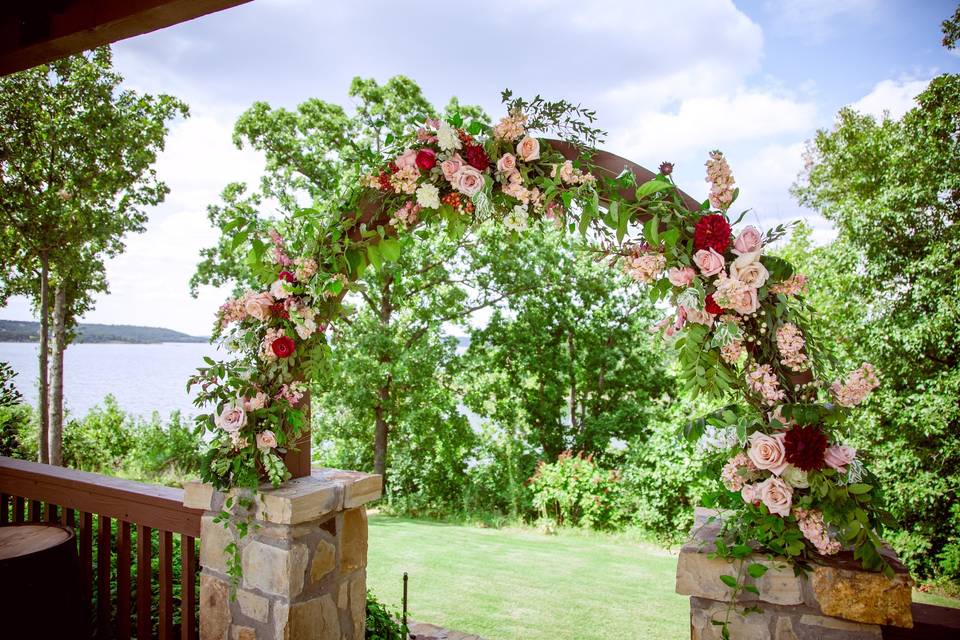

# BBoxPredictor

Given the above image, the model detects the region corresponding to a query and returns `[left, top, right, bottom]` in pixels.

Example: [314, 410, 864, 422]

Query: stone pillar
[184, 468, 382, 640]
[676, 508, 914, 640]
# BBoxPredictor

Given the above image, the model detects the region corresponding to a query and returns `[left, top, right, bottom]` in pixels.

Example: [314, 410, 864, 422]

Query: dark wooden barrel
[0, 523, 89, 639]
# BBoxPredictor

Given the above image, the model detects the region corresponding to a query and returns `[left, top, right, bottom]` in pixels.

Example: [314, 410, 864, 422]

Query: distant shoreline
[0, 319, 208, 344]
[0, 340, 209, 345]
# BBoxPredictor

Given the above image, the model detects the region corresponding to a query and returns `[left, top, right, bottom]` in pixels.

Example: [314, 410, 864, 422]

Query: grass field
[366, 515, 690, 640]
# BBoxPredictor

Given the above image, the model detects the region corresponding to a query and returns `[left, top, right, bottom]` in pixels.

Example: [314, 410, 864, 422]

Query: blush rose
[693, 248, 725, 276]
[747, 432, 788, 475]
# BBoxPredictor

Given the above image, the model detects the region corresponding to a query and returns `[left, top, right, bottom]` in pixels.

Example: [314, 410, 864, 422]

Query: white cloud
[849, 77, 930, 120]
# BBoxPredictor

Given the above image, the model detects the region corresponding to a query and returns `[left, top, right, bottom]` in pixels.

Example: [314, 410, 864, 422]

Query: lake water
[0, 342, 220, 419]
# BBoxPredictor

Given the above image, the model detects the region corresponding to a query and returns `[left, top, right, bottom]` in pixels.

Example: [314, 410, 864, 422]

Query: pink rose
[747, 432, 788, 475]
[693, 248, 725, 276]
[497, 153, 518, 173]
[244, 291, 274, 322]
[242, 392, 268, 412]
[256, 430, 278, 449]
[757, 476, 793, 517]
[455, 166, 484, 197]
[741, 483, 759, 505]
[395, 148, 418, 170]
[733, 226, 763, 255]
[516, 136, 540, 162]
[824, 445, 857, 474]
[667, 267, 696, 287]
[732, 286, 759, 315]
[215, 403, 247, 434]
[441, 154, 464, 182]
[270, 279, 291, 300]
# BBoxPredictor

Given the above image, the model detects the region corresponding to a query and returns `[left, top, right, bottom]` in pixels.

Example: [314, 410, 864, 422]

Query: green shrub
[0, 403, 35, 459]
[529, 451, 624, 530]
[365, 591, 408, 640]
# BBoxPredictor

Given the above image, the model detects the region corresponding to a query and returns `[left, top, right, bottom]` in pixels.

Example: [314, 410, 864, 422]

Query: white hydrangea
[503, 204, 529, 232]
[415, 183, 440, 210]
[696, 425, 739, 454]
[437, 121, 462, 152]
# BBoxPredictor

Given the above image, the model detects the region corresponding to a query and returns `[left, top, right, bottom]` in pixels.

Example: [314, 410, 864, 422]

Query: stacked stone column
[184, 469, 382, 640]
[676, 508, 914, 640]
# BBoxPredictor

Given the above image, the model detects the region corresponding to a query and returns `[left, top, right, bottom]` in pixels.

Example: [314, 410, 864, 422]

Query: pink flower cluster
[830, 363, 879, 408]
[392, 202, 421, 229]
[721, 340, 744, 364]
[705, 150, 736, 210]
[551, 160, 596, 186]
[259, 327, 284, 362]
[776, 323, 809, 372]
[294, 257, 318, 282]
[276, 381, 306, 405]
[713, 275, 759, 315]
[769, 274, 808, 296]
[268, 229, 293, 266]
[746, 363, 786, 405]
[794, 508, 842, 556]
[721, 452, 758, 491]
[493, 112, 527, 142]
[624, 246, 666, 283]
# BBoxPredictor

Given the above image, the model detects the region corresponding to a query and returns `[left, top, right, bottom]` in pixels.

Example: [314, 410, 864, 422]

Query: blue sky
[2, 0, 958, 335]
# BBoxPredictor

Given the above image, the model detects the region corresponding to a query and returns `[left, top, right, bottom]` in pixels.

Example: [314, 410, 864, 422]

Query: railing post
[185, 468, 382, 640]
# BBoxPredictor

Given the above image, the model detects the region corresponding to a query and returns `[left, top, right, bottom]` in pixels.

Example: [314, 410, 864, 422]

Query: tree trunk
[372, 273, 394, 484]
[49, 283, 67, 466]
[567, 330, 578, 435]
[38, 255, 50, 465]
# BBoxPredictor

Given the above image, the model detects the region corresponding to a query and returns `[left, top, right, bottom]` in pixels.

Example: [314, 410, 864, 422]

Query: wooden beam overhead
[0, 0, 253, 76]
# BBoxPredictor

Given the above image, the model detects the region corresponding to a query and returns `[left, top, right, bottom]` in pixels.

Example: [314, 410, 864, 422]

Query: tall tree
[192, 77, 511, 484]
[0, 47, 188, 464]
[789, 61, 960, 579]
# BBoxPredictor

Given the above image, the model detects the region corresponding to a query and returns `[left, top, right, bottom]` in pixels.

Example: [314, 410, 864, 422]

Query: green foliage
[0, 403, 33, 459]
[789, 69, 960, 580]
[365, 591, 409, 640]
[529, 451, 624, 530]
[0, 362, 22, 408]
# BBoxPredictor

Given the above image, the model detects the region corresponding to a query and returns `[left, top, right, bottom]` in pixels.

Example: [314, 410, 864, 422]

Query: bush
[0, 403, 35, 459]
[529, 451, 624, 530]
[365, 591, 408, 640]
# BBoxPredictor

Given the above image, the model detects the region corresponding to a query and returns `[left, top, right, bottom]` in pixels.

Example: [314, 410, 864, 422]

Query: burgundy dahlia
[271, 335, 296, 359]
[783, 425, 828, 471]
[693, 214, 732, 253]
[464, 144, 490, 171]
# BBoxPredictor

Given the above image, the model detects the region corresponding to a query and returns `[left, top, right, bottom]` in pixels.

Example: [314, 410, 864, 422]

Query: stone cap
[676, 507, 913, 628]
[183, 467, 382, 525]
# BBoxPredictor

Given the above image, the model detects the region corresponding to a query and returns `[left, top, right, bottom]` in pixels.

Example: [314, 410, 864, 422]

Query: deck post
[185, 469, 382, 640]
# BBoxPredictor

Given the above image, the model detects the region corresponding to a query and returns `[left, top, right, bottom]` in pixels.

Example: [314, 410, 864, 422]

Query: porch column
[184, 469, 382, 640]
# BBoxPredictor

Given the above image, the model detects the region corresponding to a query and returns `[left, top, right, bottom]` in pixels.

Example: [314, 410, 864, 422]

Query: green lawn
[366, 515, 690, 640]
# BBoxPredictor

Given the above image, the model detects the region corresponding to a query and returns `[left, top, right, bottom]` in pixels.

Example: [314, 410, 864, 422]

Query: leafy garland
[190, 92, 892, 611]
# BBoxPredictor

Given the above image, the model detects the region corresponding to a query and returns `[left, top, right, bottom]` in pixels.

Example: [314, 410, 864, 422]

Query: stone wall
[184, 468, 382, 640]
[676, 508, 913, 640]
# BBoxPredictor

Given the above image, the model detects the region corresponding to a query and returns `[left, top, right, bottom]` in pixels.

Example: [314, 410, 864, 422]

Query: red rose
[271, 335, 296, 359]
[693, 214, 732, 253]
[705, 294, 722, 315]
[415, 148, 437, 170]
[278, 270, 295, 283]
[464, 144, 489, 171]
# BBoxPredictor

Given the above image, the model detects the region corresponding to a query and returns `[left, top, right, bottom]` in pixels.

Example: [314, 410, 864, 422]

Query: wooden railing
[0, 456, 203, 639]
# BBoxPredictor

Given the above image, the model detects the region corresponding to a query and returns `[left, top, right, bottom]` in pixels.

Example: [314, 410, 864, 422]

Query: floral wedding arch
[188, 92, 892, 606]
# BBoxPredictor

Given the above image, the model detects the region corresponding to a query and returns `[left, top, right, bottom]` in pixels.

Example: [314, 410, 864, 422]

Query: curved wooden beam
[546, 139, 701, 212]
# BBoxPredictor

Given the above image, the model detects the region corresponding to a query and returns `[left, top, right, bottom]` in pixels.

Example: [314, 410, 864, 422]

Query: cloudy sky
[2, 0, 958, 336]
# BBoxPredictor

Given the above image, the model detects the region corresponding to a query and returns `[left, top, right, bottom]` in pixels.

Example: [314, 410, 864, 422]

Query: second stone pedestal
[184, 468, 382, 640]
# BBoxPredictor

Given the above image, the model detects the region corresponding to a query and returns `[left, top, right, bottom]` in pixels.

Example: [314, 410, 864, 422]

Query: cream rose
[455, 167, 484, 197]
[441, 154, 464, 182]
[497, 153, 518, 173]
[215, 403, 247, 434]
[729, 256, 769, 288]
[692, 248, 725, 276]
[732, 286, 759, 314]
[824, 445, 857, 474]
[782, 465, 810, 489]
[244, 291, 274, 322]
[733, 226, 763, 255]
[757, 476, 793, 517]
[747, 432, 788, 475]
[256, 430, 278, 449]
[667, 267, 697, 287]
[516, 136, 540, 162]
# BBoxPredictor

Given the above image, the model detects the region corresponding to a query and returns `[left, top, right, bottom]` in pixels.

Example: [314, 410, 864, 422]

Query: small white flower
[415, 183, 441, 210]
[696, 425, 739, 453]
[437, 121, 462, 152]
[503, 205, 529, 232]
